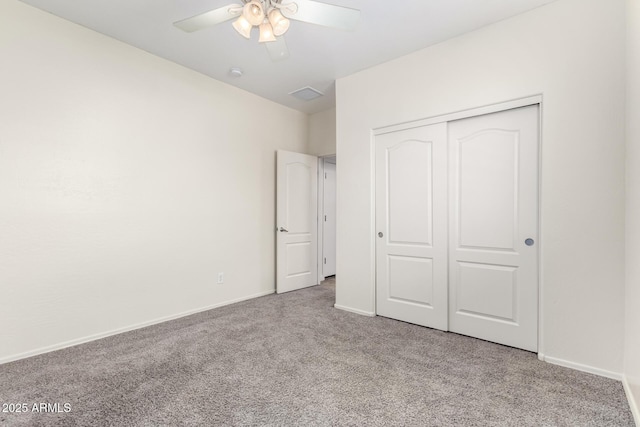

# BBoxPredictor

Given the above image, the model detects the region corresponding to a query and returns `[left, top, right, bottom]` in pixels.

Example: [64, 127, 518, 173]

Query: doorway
[275, 151, 337, 293]
[321, 156, 336, 279]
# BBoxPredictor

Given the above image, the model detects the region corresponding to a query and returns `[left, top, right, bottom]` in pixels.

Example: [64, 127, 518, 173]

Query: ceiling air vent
[289, 86, 324, 101]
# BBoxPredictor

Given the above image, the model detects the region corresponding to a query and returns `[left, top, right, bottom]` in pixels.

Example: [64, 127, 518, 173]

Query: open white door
[448, 105, 539, 352]
[375, 123, 449, 331]
[276, 150, 319, 294]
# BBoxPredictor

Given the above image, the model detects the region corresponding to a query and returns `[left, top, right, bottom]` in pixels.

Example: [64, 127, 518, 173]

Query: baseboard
[541, 355, 622, 380]
[334, 304, 376, 317]
[0, 289, 275, 366]
[623, 375, 640, 426]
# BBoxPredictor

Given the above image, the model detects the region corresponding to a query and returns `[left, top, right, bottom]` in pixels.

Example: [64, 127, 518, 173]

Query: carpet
[0, 278, 634, 426]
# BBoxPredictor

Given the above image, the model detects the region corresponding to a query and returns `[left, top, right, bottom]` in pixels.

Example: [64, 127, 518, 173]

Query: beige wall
[308, 108, 337, 156]
[0, 1, 308, 362]
[335, 0, 626, 375]
[625, 0, 640, 421]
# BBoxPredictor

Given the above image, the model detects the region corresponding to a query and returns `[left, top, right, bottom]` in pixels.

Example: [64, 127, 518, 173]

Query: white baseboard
[334, 304, 376, 317]
[541, 355, 622, 380]
[0, 289, 275, 366]
[623, 375, 640, 426]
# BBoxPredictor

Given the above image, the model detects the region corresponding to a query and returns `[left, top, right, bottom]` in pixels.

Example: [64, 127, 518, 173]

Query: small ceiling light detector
[229, 67, 244, 78]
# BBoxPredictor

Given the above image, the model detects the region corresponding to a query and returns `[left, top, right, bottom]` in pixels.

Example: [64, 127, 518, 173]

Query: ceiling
[19, 0, 556, 114]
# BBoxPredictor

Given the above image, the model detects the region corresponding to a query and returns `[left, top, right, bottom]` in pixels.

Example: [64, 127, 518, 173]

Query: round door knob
[525, 238, 534, 246]
[378, 232, 383, 238]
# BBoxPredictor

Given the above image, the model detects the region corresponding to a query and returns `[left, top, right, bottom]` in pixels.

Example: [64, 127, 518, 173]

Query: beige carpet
[0, 277, 634, 426]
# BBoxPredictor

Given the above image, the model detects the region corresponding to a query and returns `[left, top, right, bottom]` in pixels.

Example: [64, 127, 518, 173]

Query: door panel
[448, 105, 539, 352]
[286, 163, 312, 232]
[458, 130, 518, 251]
[375, 123, 448, 331]
[388, 141, 433, 245]
[286, 242, 312, 276]
[277, 150, 318, 293]
[456, 262, 517, 322]
[388, 256, 433, 305]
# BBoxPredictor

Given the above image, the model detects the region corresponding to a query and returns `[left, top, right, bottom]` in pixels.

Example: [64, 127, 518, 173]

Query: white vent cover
[289, 86, 324, 101]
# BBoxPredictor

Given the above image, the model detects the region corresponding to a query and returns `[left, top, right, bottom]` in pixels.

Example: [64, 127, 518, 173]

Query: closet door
[448, 105, 539, 352]
[375, 123, 448, 331]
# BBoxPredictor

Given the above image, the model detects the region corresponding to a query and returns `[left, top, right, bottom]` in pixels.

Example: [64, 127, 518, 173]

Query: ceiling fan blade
[281, 0, 359, 31]
[265, 37, 290, 62]
[174, 4, 241, 33]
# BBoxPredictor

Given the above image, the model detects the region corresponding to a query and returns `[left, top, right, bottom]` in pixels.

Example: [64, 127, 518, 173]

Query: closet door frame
[371, 95, 544, 357]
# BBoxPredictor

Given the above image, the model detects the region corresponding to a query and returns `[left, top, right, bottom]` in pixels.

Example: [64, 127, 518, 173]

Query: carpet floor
[0, 278, 634, 426]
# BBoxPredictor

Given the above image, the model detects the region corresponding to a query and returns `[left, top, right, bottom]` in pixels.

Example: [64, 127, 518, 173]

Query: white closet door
[448, 105, 539, 352]
[375, 123, 448, 331]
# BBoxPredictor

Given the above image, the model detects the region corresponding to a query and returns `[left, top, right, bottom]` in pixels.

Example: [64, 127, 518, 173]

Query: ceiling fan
[173, 0, 360, 61]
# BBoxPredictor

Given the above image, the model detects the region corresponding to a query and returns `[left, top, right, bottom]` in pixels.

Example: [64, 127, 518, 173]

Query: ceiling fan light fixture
[268, 9, 290, 37]
[243, 1, 265, 26]
[259, 19, 277, 43]
[232, 15, 252, 39]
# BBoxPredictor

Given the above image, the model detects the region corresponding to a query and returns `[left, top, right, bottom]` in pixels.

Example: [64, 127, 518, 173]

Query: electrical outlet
[217, 272, 224, 284]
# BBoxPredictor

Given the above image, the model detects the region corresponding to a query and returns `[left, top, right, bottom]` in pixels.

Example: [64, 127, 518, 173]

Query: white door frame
[371, 95, 544, 356]
[317, 154, 337, 284]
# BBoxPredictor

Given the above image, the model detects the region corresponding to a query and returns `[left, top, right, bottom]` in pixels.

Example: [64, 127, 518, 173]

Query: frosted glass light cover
[259, 21, 276, 42]
[268, 9, 290, 36]
[232, 15, 252, 38]
[244, 1, 265, 26]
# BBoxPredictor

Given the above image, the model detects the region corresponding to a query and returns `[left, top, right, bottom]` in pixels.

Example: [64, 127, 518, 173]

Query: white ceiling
[19, 0, 556, 114]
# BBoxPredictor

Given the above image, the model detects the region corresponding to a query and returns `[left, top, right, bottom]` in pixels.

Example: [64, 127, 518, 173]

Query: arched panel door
[448, 105, 539, 352]
[276, 150, 318, 293]
[375, 123, 448, 331]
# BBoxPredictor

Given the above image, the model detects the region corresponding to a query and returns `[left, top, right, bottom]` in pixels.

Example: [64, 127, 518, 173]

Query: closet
[375, 105, 539, 352]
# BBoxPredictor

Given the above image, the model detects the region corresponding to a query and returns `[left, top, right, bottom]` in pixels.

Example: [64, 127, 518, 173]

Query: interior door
[323, 160, 336, 277]
[276, 150, 318, 294]
[375, 123, 448, 331]
[448, 105, 539, 352]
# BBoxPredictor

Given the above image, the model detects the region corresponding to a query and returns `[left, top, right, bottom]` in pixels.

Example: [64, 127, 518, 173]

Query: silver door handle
[279, 227, 289, 232]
